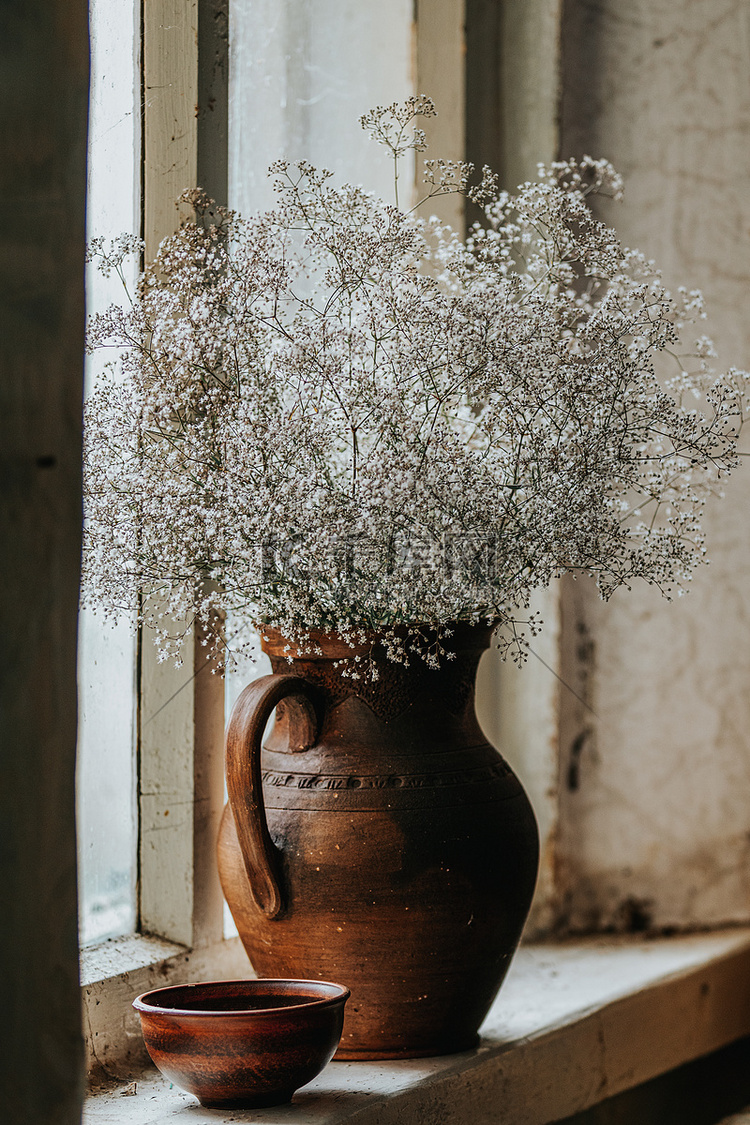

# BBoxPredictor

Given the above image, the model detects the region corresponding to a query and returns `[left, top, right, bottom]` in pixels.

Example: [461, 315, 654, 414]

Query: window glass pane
[77, 0, 140, 945]
[229, 0, 414, 215]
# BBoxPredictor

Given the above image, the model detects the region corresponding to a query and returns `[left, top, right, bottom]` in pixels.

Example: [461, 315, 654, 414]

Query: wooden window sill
[83, 927, 750, 1125]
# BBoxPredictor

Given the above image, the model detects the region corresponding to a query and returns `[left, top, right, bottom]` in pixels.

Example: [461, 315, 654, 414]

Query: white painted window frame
[81, 0, 250, 1080]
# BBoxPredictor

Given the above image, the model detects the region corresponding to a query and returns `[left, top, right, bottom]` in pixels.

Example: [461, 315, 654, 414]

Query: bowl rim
[132, 977, 351, 1018]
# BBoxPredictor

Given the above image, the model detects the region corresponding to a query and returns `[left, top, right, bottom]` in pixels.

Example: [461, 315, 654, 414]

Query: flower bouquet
[83, 96, 747, 669]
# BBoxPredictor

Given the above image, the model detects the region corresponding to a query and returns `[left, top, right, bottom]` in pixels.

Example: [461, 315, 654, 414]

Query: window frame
[80, 0, 247, 1078]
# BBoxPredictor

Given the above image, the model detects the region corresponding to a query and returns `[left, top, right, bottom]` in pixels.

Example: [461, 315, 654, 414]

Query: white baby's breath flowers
[83, 97, 748, 669]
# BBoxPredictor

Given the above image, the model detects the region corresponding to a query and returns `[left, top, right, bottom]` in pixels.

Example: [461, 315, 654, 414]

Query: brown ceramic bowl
[133, 978, 350, 1108]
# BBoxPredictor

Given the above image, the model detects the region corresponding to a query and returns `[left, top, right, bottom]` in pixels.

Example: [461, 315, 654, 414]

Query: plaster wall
[556, 0, 750, 931]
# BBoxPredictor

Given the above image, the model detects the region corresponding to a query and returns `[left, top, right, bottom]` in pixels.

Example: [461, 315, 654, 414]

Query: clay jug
[217, 624, 539, 1059]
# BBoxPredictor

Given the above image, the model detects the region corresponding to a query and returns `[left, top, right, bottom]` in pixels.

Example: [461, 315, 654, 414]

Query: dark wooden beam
[0, 3, 88, 1120]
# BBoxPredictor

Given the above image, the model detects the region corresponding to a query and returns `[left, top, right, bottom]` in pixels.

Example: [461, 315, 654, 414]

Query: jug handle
[225, 673, 321, 919]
